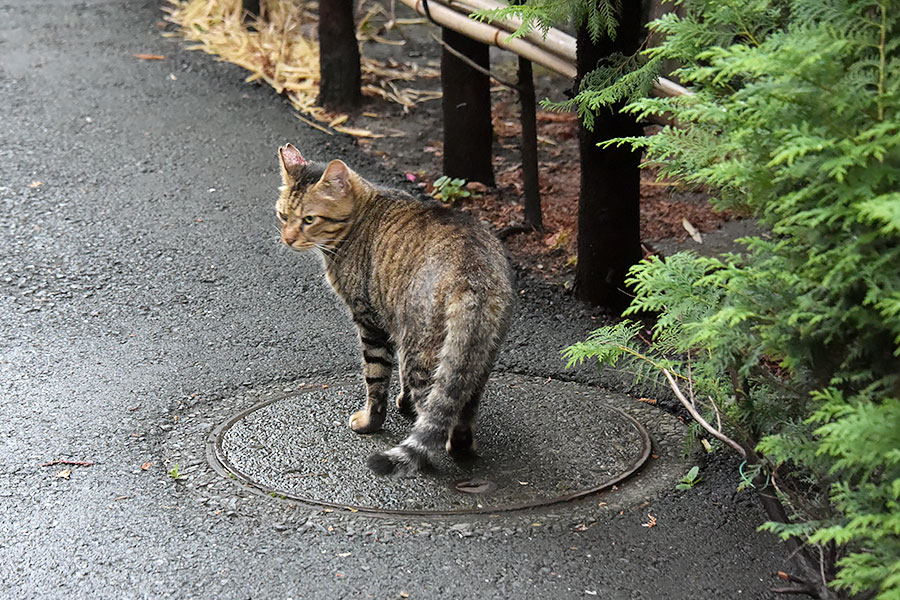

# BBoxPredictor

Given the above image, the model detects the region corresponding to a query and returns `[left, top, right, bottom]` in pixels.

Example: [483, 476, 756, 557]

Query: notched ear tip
[279, 143, 307, 169]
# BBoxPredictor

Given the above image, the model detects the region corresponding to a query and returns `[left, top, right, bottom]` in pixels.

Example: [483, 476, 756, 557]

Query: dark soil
[327, 13, 740, 288]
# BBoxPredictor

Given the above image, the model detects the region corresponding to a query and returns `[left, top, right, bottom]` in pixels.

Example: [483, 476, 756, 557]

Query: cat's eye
[277, 211, 288, 223]
[302, 215, 316, 225]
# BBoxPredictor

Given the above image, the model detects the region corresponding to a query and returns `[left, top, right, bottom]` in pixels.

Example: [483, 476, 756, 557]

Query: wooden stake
[441, 27, 494, 185]
[518, 55, 541, 231]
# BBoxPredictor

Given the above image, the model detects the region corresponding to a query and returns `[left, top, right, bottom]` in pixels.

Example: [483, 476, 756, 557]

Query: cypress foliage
[562, 0, 900, 596]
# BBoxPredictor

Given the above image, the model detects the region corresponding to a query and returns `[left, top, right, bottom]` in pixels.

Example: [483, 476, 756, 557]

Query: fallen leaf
[28, 181, 42, 188]
[134, 53, 166, 60]
[777, 571, 790, 581]
[56, 469, 71, 479]
[638, 397, 658, 405]
[400, 592, 410, 599]
[642, 513, 658, 528]
[141, 462, 152, 471]
[332, 125, 378, 138]
[682, 218, 703, 243]
[455, 479, 496, 494]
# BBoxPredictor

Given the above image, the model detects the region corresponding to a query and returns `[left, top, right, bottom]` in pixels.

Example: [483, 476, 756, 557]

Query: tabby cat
[276, 144, 514, 476]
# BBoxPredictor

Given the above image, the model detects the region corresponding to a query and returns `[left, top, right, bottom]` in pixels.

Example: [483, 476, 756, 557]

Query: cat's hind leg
[349, 327, 393, 434]
[367, 290, 506, 476]
[446, 390, 481, 461]
[394, 348, 429, 419]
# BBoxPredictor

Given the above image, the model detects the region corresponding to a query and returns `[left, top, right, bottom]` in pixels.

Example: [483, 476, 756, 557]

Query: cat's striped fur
[276, 144, 514, 476]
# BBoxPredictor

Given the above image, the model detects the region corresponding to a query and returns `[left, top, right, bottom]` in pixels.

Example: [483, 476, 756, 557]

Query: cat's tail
[367, 289, 509, 476]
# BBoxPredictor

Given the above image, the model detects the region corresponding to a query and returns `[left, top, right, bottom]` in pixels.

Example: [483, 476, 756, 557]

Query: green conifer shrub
[558, 0, 900, 597]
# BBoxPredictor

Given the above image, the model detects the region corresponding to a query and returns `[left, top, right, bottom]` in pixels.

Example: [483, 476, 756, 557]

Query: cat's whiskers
[315, 243, 338, 257]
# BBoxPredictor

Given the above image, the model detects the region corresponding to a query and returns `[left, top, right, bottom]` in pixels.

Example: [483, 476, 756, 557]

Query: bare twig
[40, 460, 94, 467]
[707, 395, 723, 432]
[428, 32, 518, 90]
[661, 368, 747, 458]
[686, 357, 696, 408]
[497, 223, 538, 239]
[818, 545, 828, 596]
[771, 586, 818, 595]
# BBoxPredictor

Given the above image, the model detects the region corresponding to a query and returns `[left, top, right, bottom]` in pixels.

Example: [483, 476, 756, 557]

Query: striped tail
[367, 290, 507, 476]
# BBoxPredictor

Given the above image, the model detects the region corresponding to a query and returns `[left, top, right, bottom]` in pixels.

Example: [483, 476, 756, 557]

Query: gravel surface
[210, 374, 654, 514]
[0, 1, 788, 598]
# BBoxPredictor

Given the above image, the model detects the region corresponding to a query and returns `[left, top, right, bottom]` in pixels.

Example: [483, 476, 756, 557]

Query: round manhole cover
[208, 374, 650, 515]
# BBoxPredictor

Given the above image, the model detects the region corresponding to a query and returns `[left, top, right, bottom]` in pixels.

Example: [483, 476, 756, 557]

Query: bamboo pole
[651, 76, 688, 98]
[396, 0, 690, 98]
[397, 0, 577, 78]
[439, 0, 576, 61]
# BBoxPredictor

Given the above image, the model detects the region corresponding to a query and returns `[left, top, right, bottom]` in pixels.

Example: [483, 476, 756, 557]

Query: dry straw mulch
[163, 0, 441, 136]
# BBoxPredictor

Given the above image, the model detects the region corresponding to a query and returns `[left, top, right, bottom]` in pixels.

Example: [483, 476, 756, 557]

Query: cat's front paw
[349, 409, 384, 433]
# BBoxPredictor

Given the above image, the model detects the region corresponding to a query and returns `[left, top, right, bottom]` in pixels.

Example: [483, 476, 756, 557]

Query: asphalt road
[1, 1, 788, 598]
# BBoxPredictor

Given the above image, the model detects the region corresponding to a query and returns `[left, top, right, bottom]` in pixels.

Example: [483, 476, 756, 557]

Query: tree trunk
[317, 0, 361, 111]
[242, 0, 260, 18]
[518, 56, 542, 231]
[573, 4, 643, 310]
[441, 28, 494, 186]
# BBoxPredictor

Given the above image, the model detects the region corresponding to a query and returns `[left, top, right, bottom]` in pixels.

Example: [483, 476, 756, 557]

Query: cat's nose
[281, 232, 296, 246]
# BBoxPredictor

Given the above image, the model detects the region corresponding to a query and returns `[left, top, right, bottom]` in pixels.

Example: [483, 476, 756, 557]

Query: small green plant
[431, 176, 472, 203]
[675, 466, 702, 491]
[167, 463, 185, 480]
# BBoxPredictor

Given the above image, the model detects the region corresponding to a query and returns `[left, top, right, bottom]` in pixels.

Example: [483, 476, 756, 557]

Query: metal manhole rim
[206, 378, 652, 516]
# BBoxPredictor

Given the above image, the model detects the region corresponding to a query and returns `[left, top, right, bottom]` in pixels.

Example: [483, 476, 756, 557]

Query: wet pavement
[211, 374, 653, 514]
[1, 1, 788, 598]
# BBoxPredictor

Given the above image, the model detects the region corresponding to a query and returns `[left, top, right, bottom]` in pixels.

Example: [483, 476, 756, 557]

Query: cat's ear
[320, 159, 353, 193]
[279, 144, 307, 182]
